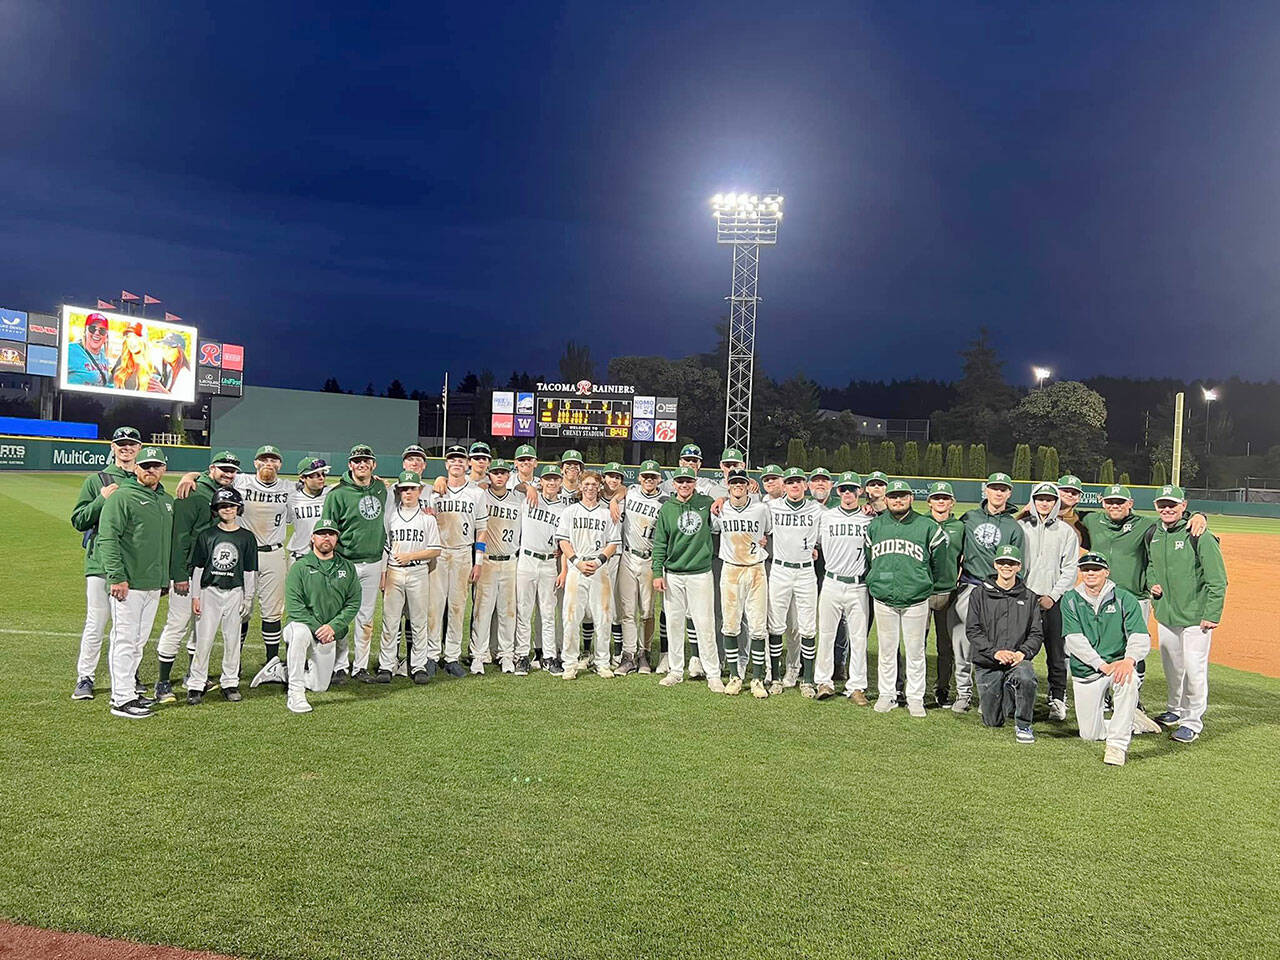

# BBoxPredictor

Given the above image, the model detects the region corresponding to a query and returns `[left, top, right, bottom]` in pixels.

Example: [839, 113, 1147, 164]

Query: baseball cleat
[849, 689, 869, 706]
[470, 661, 486, 676]
[1048, 698, 1068, 721]
[134, 675, 147, 698]
[186, 689, 203, 705]
[183, 673, 220, 692]
[545, 658, 564, 677]
[371, 669, 393, 684]
[561, 664, 579, 681]
[658, 672, 682, 687]
[1015, 724, 1036, 744]
[655, 653, 669, 674]
[951, 697, 971, 714]
[1171, 726, 1199, 744]
[221, 686, 243, 703]
[72, 677, 95, 701]
[873, 697, 897, 713]
[287, 694, 313, 714]
[330, 669, 349, 686]
[614, 653, 636, 676]
[767, 680, 784, 696]
[1153, 711, 1181, 727]
[637, 650, 652, 674]
[800, 682, 816, 699]
[577, 655, 591, 671]
[781, 670, 799, 689]
[514, 656, 530, 677]
[1131, 708, 1162, 735]
[412, 670, 431, 685]
[353, 669, 372, 683]
[724, 676, 743, 696]
[687, 657, 706, 679]
[706, 676, 726, 694]
[750, 679, 769, 699]
[423, 660, 438, 679]
[815, 682, 835, 700]
[1103, 745, 1127, 766]
[596, 665, 615, 679]
[153, 680, 176, 704]
[445, 662, 467, 678]
[110, 700, 154, 719]
[251, 657, 285, 688]
[907, 700, 927, 718]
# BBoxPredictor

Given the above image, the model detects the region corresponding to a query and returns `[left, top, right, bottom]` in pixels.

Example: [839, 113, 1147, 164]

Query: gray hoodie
[1018, 481, 1080, 601]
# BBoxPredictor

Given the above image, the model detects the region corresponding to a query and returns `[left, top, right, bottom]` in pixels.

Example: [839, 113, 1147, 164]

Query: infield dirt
[0, 923, 238, 959]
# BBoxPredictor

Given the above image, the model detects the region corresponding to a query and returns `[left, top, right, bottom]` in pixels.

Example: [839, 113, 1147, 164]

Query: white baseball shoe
[907, 700, 927, 718]
[596, 665, 615, 679]
[706, 676, 726, 694]
[1048, 697, 1067, 721]
[1103, 745, 1127, 766]
[287, 693, 312, 714]
[250, 657, 285, 688]
[951, 697, 971, 714]
[800, 682, 816, 699]
[782, 670, 799, 689]
[658, 672, 682, 687]
[873, 697, 897, 713]
[815, 682, 835, 700]
[655, 653, 670, 674]
[750, 679, 769, 699]
[724, 676, 743, 696]
[1131, 708, 1162, 735]
[688, 657, 706, 679]
[561, 664, 579, 681]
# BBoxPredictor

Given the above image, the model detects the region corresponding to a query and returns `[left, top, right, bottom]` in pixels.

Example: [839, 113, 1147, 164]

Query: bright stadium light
[1202, 386, 1218, 451]
[710, 192, 784, 459]
[1033, 366, 1052, 388]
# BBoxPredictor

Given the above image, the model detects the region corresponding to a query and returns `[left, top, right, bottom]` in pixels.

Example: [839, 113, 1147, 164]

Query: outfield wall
[210, 386, 418, 457]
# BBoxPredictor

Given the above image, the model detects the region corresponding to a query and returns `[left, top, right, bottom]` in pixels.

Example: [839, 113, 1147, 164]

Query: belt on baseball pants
[627, 547, 652, 560]
[772, 560, 813, 570]
[724, 560, 765, 568]
[522, 550, 553, 561]
[258, 544, 282, 552]
[824, 571, 865, 585]
[289, 550, 309, 561]
[487, 554, 514, 562]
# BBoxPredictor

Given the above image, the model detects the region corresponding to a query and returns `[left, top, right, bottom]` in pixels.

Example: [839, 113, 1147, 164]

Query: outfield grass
[1, 473, 1278, 960]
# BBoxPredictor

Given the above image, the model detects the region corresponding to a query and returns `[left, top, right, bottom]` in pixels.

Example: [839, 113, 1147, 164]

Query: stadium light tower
[711, 192, 783, 462]
[1033, 366, 1052, 389]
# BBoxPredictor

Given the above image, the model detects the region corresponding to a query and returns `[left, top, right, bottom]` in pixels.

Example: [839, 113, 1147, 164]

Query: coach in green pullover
[651, 465, 723, 691]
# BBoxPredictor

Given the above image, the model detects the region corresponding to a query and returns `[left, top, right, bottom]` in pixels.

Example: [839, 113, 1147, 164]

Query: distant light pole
[1032, 366, 1052, 390]
[1202, 386, 1218, 452]
[711, 192, 783, 461]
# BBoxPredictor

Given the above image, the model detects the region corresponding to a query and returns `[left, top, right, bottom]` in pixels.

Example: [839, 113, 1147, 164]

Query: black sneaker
[514, 656, 530, 677]
[546, 658, 564, 677]
[187, 689, 203, 705]
[72, 677, 95, 700]
[445, 661, 467, 678]
[412, 670, 431, 685]
[331, 669, 349, 686]
[424, 660, 438, 679]
[353, 669, 371, 683]
[371, 669, 392, 684]
[154, 680, 176, 704]
[110, 699, 154, 719]
[222, 687, 243, 703]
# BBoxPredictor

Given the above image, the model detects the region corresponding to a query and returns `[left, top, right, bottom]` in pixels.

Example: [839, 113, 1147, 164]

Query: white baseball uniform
[814, 506, 872, 691]
[234, 473, 290, 643]
[557, 501, 620, 671]
[427, 482, 488, 663]
[516, 493, 566, 660]
[380, 504, 441, 673]
[618, 485, 666, 656]
[286, 484, 330, 562]
[767, 497, 822, 677]
[712, 500, 772, 644]
[472, 489, 522, 666]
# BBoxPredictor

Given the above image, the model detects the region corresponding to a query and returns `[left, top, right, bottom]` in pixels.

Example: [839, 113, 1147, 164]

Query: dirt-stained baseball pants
[562, 564, 614, 671]
[473, 556, 518, 665]
[1157, 622, 1214, 734]
[618, 552, 655, 656]
[720, 561, 767, 671]
[428, 547, 473, 664]
[516, 551, 559, 661]
[76, 575, 113, 681]
[768, 562, 817, 678]
[1074, 671, 1139, 752]
[381, 564, 431, 673]
[284, 621, 337, 694]
[661, 570, 719, 678]
[108, 589, 161, 707]
[816, 578, 870, 691]
[189, 585, 246, 691]
[873, 599, 930, 704]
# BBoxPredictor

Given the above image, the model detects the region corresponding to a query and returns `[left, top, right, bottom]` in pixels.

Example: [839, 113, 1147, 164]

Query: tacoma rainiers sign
[532, 381, 636, 440]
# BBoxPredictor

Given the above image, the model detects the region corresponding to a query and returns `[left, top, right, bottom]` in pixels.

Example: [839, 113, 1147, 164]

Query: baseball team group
[72, 428, 1228, 766]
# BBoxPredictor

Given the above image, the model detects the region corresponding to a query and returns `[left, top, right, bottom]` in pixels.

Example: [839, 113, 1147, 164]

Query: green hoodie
[867, 509, 948, 607]
[930, 515, 965, 592]
[284, 550, 362, 641]
[1080, 510, 1154, 597]
[95, 475, 175, 590]
[651, 493, 715, 576]
[320, 471, 387, 563]
[70, 462, 134, 577]
[1147, 517, 1228, 626]
[960, 499, 1024, 583]
[169, 473, 223, 581]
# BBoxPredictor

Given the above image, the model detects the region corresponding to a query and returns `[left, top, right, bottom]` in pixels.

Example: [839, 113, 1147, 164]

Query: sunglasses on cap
[349, 456, 374, 464]
[674, 477, 696, 484]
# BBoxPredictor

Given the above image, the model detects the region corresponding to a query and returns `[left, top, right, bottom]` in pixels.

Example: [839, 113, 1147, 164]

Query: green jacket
[1080, 510, 1154, 597]
[930, 515, 965, 592]
[1147, 517, 1228, 626]
[169, 473, 222, 582]
[1062, 581, 1149, 680]
[960, 500, 1024, 583]
[651, 493, 715, 576]
[70, 462, 134, 577]
[867, 509, 947, 608]
[284, 550, 362, 641]
[321, 471, 387, 563]
[95, 475, 175, 590]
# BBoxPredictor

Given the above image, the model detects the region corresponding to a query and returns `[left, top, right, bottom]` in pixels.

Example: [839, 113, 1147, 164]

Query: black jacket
[966, 576, 1044, 670]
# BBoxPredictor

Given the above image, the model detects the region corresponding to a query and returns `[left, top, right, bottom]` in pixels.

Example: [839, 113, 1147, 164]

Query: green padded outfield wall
[210, 386, 419, 458]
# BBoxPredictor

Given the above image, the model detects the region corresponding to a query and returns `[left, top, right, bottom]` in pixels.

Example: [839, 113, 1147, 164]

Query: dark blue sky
[3, 1, 1278, 393]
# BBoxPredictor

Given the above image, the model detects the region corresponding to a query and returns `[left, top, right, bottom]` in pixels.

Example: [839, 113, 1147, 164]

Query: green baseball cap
[1101, 484, 1132, 502]
[927, 480, 954, 499]
[560, 449, 584, 465]
[401, 444, 427, 459]
[210, 450, 240, 470]
[444, 444, 468, 459]
[313, 520, 340, 535]
[886, 479, 913, 494]
[760, 463, 784, 479]
[602, 461, 625, 478]
[488, 458, 511, 472]
[254, 444, 282, 460]
[679, 443, 703, 460]
[673, 464, 699, 481]
[1154, 484, 1186, 504]
[782, 467, 807, 481]
[986, 472, 1013, 488]
[1078, 551, 1109, 570]
[137, 446, 167, 466]
[719, 447, 744, 464]
[296, 455, 328, 476]
[514, 444, 537, 460]
[469, 441, 491, 458]
[395, 470, 423, 487]
[865, 471, 889, 485]
[994, 544, 1023, 564]
[835, 471, 862, 491]
[111, 425, 141, 443]
[638, 459, 662, 477]
[538, 463, 562, 479]
[808, 466, 832, 481]
[1057, 474, 1083, 492]
[1031, 481, 1059, 499]
[349, 443, 375, 460]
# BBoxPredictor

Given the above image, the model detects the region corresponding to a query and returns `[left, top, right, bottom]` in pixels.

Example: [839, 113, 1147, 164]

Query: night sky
[3, 1, 1278, 393]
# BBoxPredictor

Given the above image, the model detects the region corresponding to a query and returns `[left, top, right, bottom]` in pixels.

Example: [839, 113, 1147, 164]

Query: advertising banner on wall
[60, 305, 198, 402]
[195, 339, 246, 396]
[0, 308, 27, 342]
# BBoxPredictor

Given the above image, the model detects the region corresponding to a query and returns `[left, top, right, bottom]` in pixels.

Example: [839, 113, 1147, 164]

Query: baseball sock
[722, 635, 739, 676]
[659, 610, 668, 653]
[582, 621, 594, 653]
[800, 637, 816, 684]
[240, 620, 250, 646]
[768, 634, 784, 681]
[611, 623, 623, 660]
[263, 620, 281, 663]
[750, 636, 767, 681]
[158, 658, 174, 683]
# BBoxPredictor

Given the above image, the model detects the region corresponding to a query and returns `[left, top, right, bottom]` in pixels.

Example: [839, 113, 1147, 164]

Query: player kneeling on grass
[711, 469, 771, 696]
[376, 471, 441, 685]
[557, 473, 621, 680]
[1061, 552, 1150, 766]
[187, 488, 259, 705]
[1145, 485, 1228, 744]
[965, 545, 1042, 743]
[275, 523, 362, 714]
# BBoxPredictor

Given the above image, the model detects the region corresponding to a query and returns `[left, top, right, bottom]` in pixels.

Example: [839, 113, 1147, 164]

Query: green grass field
[2, 473, 1278, 960]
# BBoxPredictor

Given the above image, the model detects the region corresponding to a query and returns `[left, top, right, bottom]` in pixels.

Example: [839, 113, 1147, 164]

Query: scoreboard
[538, 397, 631, 439]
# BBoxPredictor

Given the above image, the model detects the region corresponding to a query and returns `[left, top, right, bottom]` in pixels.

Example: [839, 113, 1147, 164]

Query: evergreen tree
[923, 442, 944, 476]
[854, 441, 872, 474]
[1012, 444, 1032, 480]
[968, 443, 987, 478]
[1119, 471, 1131, 486]
[385, 379, 408, 400]
[1034, 445, 1050, 480]
[322, 377, 343, 393]
[1151, 461, 1168, 486]
[879, 441, 899, 474]
[1045, 446, 1060, 481]
[832, 443, 853, 472]
[786, 437, 808, 469]
[946, 443, 965, 477]
[901, 441, 920, 476]
[810, 446, 830, 470]
[1099, 458, 1115, 484]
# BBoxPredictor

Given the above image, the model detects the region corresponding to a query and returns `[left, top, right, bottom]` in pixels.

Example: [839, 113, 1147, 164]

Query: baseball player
[285, 456, 331, 565]
[382, 444, 430, 668]
[557, 472, 621, 680]
[427, 445, 487, 676]
[154, 450, 240, 703]
[558, 449, 585, 501]
[1146, 484, 1228, 743]
[516, 464, 566, 675]
[615, 460, 666, 675]
[229, 445, 291, 671]
[805, 465, 849, 683]
[70, 425, 141, 701]
[473, 459, 523, 674]
[651, 464, 723, 692]
[1019, 481, 1081, 720]
[924, 481, 965, 708]
[862, 472, 889, 515]
[597, 462, 630, 663]
[1062, 552, 1150, 766]
[95, 447, 174, 719]
[512, 444, 539, 490]
[813, 472, 872, 702]
[319, 444, 389, 682]
[766, 467, 822, 694]
[278, 521, 362, 714]
[186, 487, 259, 703]
[376, 471, 441, 684]
[866, 480, 948, 717]
[711, 469, 771, 696]
[759, 464, 784, 501]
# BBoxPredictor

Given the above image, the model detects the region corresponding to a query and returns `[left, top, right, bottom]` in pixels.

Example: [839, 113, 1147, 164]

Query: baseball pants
[75, 575, 112, 681]
[661, 570, 719, 678]
[156, 587, 195, 665]
[974, 661, 1037, 727]
[873, 599, 930, 705]
[243, 547, 286, 648]
[107, 589, 161, 708]
[1157, 622, 1214, 734]
[516, 553, 559, 660]
[427, 548, 472, 664]
[816, 580, 870, 691]
[473, 557, 518, 664]
[284, 621, 337, 694]
[333, 559, 383, 673]
[618, 552, 655, 657]
[951, 584, 977, 702]
[768, 564, 817, 678]
[562, 564, 615, 671]
[720, 562, 767, 675]
[1074, 671, 1139, 753]
[381, 565, 431, 673]
[189, 586, 246, 691]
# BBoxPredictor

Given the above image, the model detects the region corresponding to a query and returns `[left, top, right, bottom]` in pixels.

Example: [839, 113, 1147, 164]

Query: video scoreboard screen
[538, 397, 631, 439]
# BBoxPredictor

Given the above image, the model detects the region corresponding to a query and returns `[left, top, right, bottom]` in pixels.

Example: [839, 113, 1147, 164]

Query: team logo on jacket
[973, 522, 1002, 548]
[677, 511, 703, 535]
[211, 542, 239, 572]
[358, 495, 382, 520]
